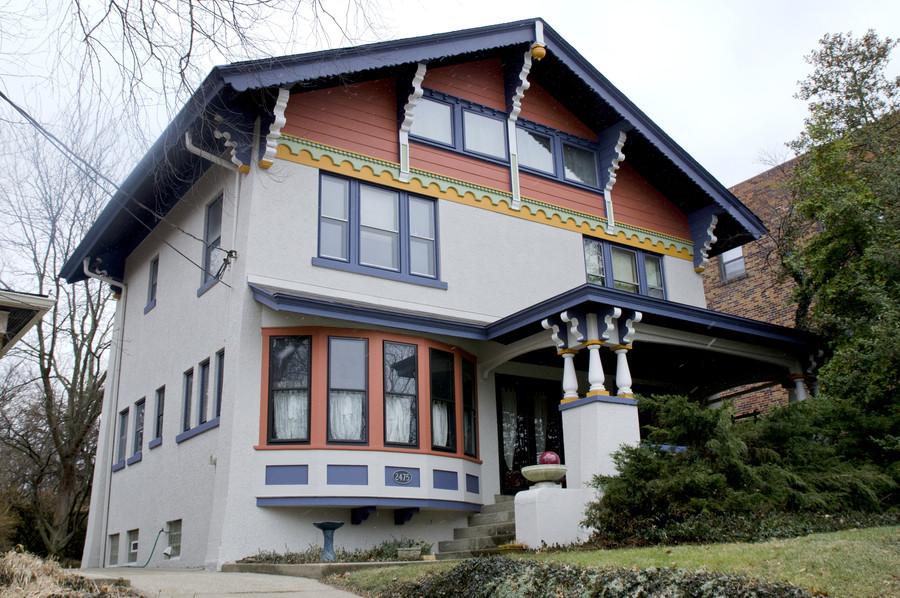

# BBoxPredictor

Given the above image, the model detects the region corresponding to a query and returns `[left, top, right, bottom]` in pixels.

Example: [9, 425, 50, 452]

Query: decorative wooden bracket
[394, 507, 419, 525]
[597, 122, 631, 234]
[398, 63, 427, 183]
[351, 506, 376, 525]
[688, 206, 720, 272]
[259, 87, 290, 170]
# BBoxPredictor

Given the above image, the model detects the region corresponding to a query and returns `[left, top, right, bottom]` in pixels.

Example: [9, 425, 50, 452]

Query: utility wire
[0, 89, 233, 288]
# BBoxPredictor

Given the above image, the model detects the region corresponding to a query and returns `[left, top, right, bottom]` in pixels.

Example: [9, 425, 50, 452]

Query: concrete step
[467, 508, 515, 527]
[434, 546, 504, 560]
[479, 501, 516, 515]
[453, 521, 515, 540]
[438, 533, 516, 554]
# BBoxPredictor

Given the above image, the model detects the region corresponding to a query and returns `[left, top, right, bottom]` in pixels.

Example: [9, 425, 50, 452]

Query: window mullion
[349, 180, 361, 267]
[399, 193, 410, 275]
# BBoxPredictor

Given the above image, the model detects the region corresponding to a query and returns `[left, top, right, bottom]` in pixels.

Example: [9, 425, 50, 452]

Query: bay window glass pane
[563, 144, 599, 186]
[462, 359, 476, 457]
[384, 341, 417, 445]
[584, 238, 605, 285]
[360, 186, 399, 270]
[463, 111, 506, 158]
[328, 338, 367, 442]
[611, 247, 639, 293]
[516, 128, 554, 173]
[270, 336, 310, 441]
[430, 349, 455, 450]
[645, 254, 665, 299]
[411, 98, 452, 145]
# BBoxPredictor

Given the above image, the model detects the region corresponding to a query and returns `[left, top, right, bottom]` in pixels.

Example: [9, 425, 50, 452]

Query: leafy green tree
[786, 31, 900, 441]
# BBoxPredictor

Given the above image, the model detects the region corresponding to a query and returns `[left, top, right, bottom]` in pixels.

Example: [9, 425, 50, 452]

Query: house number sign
[392, 470, 412, 485]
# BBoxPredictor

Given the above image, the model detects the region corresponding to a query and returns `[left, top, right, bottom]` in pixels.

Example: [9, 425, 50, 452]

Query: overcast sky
[369, 0, 900, 187]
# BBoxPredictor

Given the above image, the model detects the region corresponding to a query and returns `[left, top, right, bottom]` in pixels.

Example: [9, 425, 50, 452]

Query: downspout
[83, 258, 127, 568]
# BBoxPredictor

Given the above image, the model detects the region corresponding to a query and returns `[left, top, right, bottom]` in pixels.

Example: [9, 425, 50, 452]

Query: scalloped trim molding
[275, 135, 693, 260]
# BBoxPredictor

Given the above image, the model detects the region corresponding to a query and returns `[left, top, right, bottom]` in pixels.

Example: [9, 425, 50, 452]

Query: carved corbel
[504, 48, 532, 209]
[597, 122, 631, 233]
[398, 63, 427, 183]
[258, 87, 290, 170]
[688, 206, 720, 272]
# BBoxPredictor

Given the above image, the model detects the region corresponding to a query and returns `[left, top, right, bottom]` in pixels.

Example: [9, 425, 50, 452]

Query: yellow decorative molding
[560, 396, 581, 405]
[586, 389, 610, 397]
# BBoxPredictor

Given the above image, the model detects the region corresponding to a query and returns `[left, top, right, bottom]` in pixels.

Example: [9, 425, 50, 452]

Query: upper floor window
[584, 237, 666, 299]
[720, 246, 746, 281]
[154, 386, 165, 441]
[116, 409, 129, 464]
[133, 399, 145, 456]
[315, 174, 443, 288]
[145, 256, 158, 312]
[203, 195, 223, 285]
[517, 120, 599, 188]
[410, 91, 507, 162]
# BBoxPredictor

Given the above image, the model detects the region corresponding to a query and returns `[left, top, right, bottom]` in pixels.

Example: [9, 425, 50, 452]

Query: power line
[0, 88, 232, 288]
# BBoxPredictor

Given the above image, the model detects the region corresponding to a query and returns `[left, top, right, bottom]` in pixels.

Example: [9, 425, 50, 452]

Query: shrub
[240, 536, 433, 564]
[382, 556, 819, 598]
[0, 549, 142, 597]
[583, 394, 898, 545]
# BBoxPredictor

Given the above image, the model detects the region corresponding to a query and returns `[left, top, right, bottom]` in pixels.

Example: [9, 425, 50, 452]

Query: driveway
[80, 568, 364, 598]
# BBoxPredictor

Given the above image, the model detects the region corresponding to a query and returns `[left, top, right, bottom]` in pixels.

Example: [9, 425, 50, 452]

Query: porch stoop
[435, 495, 516, 560]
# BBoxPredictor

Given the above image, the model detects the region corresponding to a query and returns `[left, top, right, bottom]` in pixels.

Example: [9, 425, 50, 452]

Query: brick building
[702, 160, 804, 415]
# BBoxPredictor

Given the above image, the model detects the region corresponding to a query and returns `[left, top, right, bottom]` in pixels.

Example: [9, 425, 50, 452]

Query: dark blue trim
[266, 465, 309, 485]
[327, 465, 368, 485]
[175, 416, 220, 444]
[385, 467, 420, 488]
[312, 258, 448, 289]
[143, 299, 156, 314]
[111, 460, 125, 472]
[148, 437, 162, 449]
[196, 277, 219, 297]
[256, 496, 481, 511]
[465, 474, 479, 494]
[559, 395, 638, 412]
[432, 469, 458, 491]
[249, 281, 817, 353]
[126, 452, 143, 466]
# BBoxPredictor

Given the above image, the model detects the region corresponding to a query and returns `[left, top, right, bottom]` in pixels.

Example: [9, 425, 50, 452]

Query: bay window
[263, 329, 477, 459]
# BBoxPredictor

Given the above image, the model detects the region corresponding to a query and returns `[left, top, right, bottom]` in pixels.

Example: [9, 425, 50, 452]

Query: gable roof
[60, 18, 764, 285]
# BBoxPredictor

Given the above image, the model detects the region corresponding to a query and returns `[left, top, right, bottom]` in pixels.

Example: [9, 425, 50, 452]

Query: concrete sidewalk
[80, 568, 364, 598]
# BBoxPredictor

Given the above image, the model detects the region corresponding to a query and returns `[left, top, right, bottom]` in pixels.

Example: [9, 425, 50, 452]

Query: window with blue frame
[315, 174, 443, 288]
[132, 399, 144, 456]
[409, 91, 508, 162]
[116, 408, 129, 464]
[517, 119, 600, 188]
[584, 237, 666, 299]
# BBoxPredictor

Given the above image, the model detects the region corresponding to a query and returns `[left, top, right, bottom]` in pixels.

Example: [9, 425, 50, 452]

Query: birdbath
[313, 521, 344, 562]
[520, 451, 567, 489]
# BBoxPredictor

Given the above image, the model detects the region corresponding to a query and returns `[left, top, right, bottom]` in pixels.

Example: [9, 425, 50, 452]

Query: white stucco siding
[663, 255, 707, 308]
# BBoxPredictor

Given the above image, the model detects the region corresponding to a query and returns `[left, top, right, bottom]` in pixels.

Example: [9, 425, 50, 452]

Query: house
[61, 19, 819, 569]
[702, 160, 806, 415]
[0, 289, 54, 359]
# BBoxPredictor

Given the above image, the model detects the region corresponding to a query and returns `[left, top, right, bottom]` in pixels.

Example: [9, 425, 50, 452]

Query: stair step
[435, 546, 507, 560]
[438, 533, 516, 553]
[454, 521, 515, 540]
[468, 509, 514, 527]
[480, 501, 516, 515]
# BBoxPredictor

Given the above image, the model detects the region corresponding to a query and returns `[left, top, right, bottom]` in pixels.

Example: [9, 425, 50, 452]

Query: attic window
[409, 90, 508, 162]
[517, 119, 600, 189]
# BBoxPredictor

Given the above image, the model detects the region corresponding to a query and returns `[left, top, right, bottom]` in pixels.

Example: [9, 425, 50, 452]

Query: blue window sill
[143, 299, 156, 314]
[126, 452, 142, 466]
[312, 258, 448, 290]
[148, 437, 162, 450]
[175, 417, 220, 444]
[111, 460, 125, 472]
[196, 277, 219, 297]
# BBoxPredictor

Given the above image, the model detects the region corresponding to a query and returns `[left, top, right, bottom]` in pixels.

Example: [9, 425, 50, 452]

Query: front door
[495, 374, 565, 495]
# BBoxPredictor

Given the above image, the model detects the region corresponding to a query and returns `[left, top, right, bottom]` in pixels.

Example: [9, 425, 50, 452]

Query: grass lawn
[326, 525, 900, 598]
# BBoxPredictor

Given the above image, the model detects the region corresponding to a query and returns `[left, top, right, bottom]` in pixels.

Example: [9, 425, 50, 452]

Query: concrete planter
[396, 547, 422, 560]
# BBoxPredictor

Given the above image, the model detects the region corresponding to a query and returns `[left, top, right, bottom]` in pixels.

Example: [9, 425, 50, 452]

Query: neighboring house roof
[0, 289, 55, 359]
[60, 18, 764, 286]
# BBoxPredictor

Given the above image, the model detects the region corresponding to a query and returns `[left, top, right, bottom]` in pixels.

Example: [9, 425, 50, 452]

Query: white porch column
[789, 374, 808, 402]
[586, 341, 608, 396]
[613, 346, 633, 397]
[560, 349, 580, 401]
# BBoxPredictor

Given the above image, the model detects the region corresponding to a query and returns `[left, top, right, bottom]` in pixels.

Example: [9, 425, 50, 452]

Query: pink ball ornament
[539, 451, 560, 465]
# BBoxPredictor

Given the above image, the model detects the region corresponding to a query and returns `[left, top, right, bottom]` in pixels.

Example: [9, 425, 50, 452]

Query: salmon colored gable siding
[411, 143, 512, 193]
[519, 81, 596, 140]
[422, 59, 506, 111]
[283, 78, 399, 163]
[611, 163, 689, 239]
[520, 172, 604, 217]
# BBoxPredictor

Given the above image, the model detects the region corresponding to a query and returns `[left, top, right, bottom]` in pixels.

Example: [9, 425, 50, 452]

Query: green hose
[125, 528, 164, 568]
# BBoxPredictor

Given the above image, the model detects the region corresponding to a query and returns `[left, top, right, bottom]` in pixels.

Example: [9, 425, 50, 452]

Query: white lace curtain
[500, 386, 517, 470]
[534, 391, 547, 456]
[386, 395, 414, 444]
[432, 401, 449, 447]
[273, 390, 308, 440]
[329, 390, 365, 441]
